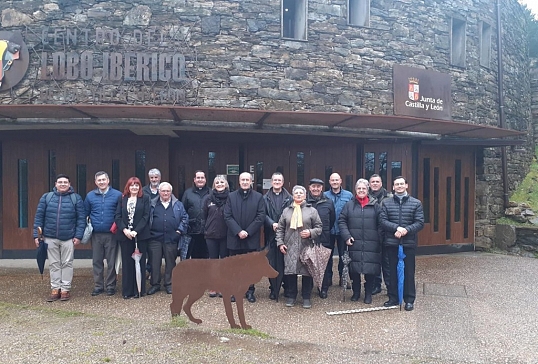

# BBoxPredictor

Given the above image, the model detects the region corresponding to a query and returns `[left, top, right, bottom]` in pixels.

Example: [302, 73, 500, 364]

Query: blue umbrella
[36, 227, 47, 279]
[397, 244, 406, 310]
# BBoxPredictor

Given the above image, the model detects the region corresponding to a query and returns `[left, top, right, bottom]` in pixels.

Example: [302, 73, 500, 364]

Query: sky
[520, 0, 538, 18]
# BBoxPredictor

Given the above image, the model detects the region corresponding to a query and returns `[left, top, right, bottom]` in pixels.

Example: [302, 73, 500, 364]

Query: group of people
[33, 168, 424, 312]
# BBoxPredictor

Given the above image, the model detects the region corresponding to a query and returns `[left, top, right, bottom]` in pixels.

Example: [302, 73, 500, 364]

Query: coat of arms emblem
[408, 77, 419, 101]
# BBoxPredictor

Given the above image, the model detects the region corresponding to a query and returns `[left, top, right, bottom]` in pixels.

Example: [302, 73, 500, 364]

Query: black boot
[363, 293, 372, 304]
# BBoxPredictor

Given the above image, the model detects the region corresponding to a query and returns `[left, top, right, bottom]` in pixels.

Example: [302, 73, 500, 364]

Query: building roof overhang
[0, 104, 526, 145]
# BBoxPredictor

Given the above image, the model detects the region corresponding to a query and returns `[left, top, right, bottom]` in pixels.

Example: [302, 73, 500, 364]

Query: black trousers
[386, 245, 416, 304]
[321, 238, 336, 291]
[351, 272, 375, 295]
[120, 238, 148, 297]
[374, 244, 391, 290]
[188, 233, 209, 259]
[206, 237, 228, 259]
[228, 248, 256, 294]
[147, 240, 177, 288]
[329, 234, 347, 278]
[285, 274, 313, 300]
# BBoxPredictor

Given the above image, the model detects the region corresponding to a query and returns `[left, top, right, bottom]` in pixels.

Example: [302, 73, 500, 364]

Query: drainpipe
[497, 0, 509, 208]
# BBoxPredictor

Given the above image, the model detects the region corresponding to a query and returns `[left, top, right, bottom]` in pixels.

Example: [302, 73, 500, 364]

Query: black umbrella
[267, 242, 284, 302]
[36, 227, 47, 279]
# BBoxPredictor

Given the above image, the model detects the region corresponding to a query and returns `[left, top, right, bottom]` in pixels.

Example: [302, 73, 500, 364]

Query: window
[348, 0, 370, 27]
[296, 151, 305, 186]
[76, 164, 87, 197]
[208, 151, 216, 185]
[18, 159, 28, 228]
[480, 21, 492, 68]
[135, 150, 146, 184]
[282, 0, 307, 40]
[450, 18, 466, 67]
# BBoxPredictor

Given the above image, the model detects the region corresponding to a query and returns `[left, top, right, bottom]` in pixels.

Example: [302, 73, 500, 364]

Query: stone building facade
[0, 0, 533, 255]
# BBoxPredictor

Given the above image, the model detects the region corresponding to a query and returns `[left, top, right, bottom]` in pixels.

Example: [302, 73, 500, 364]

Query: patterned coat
[276, 202, 322, 276]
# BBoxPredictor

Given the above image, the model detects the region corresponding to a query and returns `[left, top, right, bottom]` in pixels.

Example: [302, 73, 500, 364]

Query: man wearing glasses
[147, 182, 189, 295]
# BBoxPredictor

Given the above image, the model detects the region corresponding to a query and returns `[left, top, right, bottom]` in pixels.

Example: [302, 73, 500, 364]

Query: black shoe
[404, 302, 414, 311]
[319, 290, 328, 299]
[351, 292, 360, 301]
[246, 292, 256, 303]
[91, 288, 103, 296]
[147, 286, 160, 295]
[363, 293, 372, 304]
[165, 286, 172, 294]
[106, 289, 115, 296]
[231, 295, 236, 302]
[384, 300, 398, 307]
[371, 286, 382, 295]
[123, 295, 133, 299]
[269, 292, 277, 300]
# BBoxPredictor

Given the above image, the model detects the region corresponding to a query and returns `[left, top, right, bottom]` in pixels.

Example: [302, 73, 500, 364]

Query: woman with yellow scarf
[276, 185, 322, 309]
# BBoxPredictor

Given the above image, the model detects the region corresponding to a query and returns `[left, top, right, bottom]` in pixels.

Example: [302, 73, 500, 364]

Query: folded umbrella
[132, 236, 143, 298]
[397, 244, 406, 310]
[115, 244, 122, 275]
[300, 241, 332, 291]
[178, 234, 192, 261]
[36, 227, 47, 280]
[341, 247, 352, 301]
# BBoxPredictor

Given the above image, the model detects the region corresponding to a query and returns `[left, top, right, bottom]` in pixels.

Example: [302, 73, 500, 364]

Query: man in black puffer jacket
[379, 176, 424, 311]
[182, 171, 210, 259]
[306, 178, 335, 299]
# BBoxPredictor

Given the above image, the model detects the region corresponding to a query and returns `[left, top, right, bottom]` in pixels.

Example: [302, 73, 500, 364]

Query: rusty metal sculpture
[170, 249, 277, 329]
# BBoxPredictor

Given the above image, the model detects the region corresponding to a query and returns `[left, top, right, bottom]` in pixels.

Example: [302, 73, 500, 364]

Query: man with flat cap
[306, 178, 335, 298]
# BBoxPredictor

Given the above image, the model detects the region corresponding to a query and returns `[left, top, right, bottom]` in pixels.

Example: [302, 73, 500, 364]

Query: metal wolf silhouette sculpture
[170, 249, 277, 329]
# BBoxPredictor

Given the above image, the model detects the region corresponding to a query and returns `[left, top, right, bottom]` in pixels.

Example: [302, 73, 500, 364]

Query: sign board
[393, 65, 452, 121]
[262, 179, 272, 189]
[226, 164, 240, 175]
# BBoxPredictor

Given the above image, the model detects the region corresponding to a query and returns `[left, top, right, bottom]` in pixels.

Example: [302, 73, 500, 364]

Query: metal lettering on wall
[1, 26, 198, 105]
[393, 65, 452, 121]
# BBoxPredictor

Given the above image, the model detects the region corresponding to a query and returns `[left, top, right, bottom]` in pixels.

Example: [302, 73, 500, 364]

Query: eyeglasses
[160, 190, 171, 193]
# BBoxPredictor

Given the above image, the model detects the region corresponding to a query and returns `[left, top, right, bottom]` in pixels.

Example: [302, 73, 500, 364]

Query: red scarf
[356, 195, 369, 207]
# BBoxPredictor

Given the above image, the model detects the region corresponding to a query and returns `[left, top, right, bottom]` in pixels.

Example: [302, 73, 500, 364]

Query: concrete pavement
[0, 252, 536, 363]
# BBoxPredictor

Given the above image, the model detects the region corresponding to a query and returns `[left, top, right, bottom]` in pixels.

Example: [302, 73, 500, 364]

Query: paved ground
[0, 252, 536, 363]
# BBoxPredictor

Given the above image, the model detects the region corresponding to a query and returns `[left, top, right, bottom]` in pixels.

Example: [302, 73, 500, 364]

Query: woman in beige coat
[276, 185, 322, 309]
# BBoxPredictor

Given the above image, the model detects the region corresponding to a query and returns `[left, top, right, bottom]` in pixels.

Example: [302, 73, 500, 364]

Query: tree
[521, 3, 538, 57]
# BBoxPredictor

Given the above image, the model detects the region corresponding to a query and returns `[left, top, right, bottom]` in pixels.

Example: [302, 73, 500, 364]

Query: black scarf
[210, 189, 229, 207]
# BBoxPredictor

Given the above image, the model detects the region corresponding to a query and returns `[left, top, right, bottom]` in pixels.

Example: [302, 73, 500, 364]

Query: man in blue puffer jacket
[84, 171, 122, 297]
[33, 174, 85, 302]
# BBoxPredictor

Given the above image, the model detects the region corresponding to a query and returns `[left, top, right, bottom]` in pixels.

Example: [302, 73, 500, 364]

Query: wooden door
[1, 132, 168, 252]
[417, 146, 475, 246]
[362, 143, 412, 190]
[170, 139, 240, 197]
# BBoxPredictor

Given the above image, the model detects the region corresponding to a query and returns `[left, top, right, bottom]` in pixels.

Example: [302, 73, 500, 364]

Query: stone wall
[530, 59, 538, 143]
[0, 0, 534, 249]
[495, 224, 538, 257]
